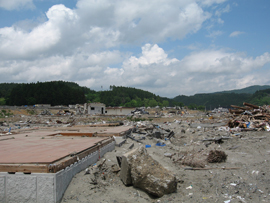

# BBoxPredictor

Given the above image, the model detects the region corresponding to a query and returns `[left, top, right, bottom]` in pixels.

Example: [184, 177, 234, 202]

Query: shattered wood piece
[84, 168, 90, 175]
[243, 102, 259, 109]
[126, 134, 143, 143]
[98, 159, 106, 169]
[241, 128, 256, 131]
[204, 142, 212, 147]
[202, 136, 231, 143]
[111, 164, 121, 173]
[250, 136, 267, 140]
[231, 105, 251, 110]
[116, 156, 122, 167]
[167, 131, 175, 139]
[229, 109, 245, 115]
[173, 155, 184, 163]
[227, 145, 240, 150]
[90, 177, 98, 185]
[128, 143, 134, 149]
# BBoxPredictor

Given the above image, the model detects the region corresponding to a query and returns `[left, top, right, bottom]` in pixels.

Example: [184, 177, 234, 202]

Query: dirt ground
[1, 109, 270, 203]
[60, 113, 270, 203]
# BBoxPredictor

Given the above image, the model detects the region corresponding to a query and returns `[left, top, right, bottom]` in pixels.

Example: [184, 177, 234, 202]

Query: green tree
[162, 100, 169, 107]
[149, 99, 158, 107]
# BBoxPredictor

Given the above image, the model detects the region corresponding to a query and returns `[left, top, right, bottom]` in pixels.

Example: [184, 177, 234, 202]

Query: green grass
[0, 109, 13, 118]
[0, 97, 6, 105]
[127, 116, 153, 122]
[27, 109, 37, 115]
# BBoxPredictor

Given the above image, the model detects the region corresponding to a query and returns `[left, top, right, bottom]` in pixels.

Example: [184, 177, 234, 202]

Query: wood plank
[58, 132, 93, 137]
[231, 105, 251, 110]
[0, 164, 48, 173]
[243, 102, 259, 109]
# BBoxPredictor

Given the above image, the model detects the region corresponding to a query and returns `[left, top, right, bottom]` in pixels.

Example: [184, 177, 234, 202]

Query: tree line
[1, 81, 270, 109]
[5, 81, 86, 106]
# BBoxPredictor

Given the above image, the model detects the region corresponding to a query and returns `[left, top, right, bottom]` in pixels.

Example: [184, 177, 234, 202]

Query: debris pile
[228, 102, 270, 131]
[131, 108, 149, 115]
[40, 109, 52, 115]
[124, 122, 175, 145]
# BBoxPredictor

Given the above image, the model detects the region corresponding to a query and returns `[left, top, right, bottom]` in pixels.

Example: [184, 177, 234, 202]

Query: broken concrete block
[119, 148, 138, 185]
[114, 137, 126, 147]
[120, 147, 177, 197]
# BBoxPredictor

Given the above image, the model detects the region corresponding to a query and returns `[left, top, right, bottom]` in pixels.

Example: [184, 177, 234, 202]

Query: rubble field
[1, 107, 270, 203]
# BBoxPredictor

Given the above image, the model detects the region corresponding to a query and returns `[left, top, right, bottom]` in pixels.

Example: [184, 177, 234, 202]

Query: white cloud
[0, 1, 214, 59]
[206, 30, 223, 38]
[2, 0, 267, 98]
[215, 4, 230, 16]
[0, 0, 34, 10]
[76, 44, 270, 97]
[230, 31, 245, 37]
[198, 0, 227, 6]
[1, 43, 270, 97]
[76, 0, 211, 43]
[0, 4, 80, 59]
[123, 44, 178, 69]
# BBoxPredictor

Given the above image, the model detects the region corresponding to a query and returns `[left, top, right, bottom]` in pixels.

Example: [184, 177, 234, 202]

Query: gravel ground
[61, 113, 270, 203]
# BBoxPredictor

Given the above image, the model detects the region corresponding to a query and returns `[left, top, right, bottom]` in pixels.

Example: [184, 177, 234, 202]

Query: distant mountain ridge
[214, 85, 270, 94]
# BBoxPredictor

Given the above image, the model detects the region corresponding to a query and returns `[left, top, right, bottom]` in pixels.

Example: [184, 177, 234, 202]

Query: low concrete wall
[0, 141, 115, 203]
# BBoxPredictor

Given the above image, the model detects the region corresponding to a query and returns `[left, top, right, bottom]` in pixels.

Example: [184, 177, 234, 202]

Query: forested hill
[173, 87, 270, 110]
[98, 86, 175, 107]
[0, 82, 176, 107]
[173, 93, 251, 110]
[5, 81, 86, 106]
[0, 83, 18, 98]
[248, 88, 270, 106]
[214, 85, 270, 94]
[1, 81, 270, 108]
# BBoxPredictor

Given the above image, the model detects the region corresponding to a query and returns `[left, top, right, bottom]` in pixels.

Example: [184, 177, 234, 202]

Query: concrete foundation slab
[0, 141, 115, 203]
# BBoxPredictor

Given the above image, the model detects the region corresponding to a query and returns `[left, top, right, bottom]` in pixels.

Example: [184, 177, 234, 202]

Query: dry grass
[207, 150, 227, 163]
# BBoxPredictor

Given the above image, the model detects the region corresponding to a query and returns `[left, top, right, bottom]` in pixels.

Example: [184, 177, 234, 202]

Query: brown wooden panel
[0, 164, 48, 173]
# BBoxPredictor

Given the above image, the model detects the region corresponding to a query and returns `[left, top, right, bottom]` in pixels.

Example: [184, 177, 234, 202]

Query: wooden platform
[0, 131, 115, 173]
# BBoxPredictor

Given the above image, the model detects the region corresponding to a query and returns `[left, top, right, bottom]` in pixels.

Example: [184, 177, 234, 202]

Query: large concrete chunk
[119, 148, 138, 185]
[120, 147, 177, 197]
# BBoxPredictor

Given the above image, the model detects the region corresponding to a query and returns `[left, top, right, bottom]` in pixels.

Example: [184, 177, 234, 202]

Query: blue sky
[0, 0, 270, 97]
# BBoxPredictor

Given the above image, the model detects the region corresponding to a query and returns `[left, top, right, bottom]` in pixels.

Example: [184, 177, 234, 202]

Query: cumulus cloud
[97, 45, 270, 96]
[0, 0, 35, 10]
[2, 0, 267, 97]
[1, 42, 270, 97]
[79, 44, 270, 97]
[230, 31, 245, 37]
[0, 0, 235, 61]
[76, 0, 211, 43]
[0, 1, 214, 59]
[0, 4, 79, 59]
